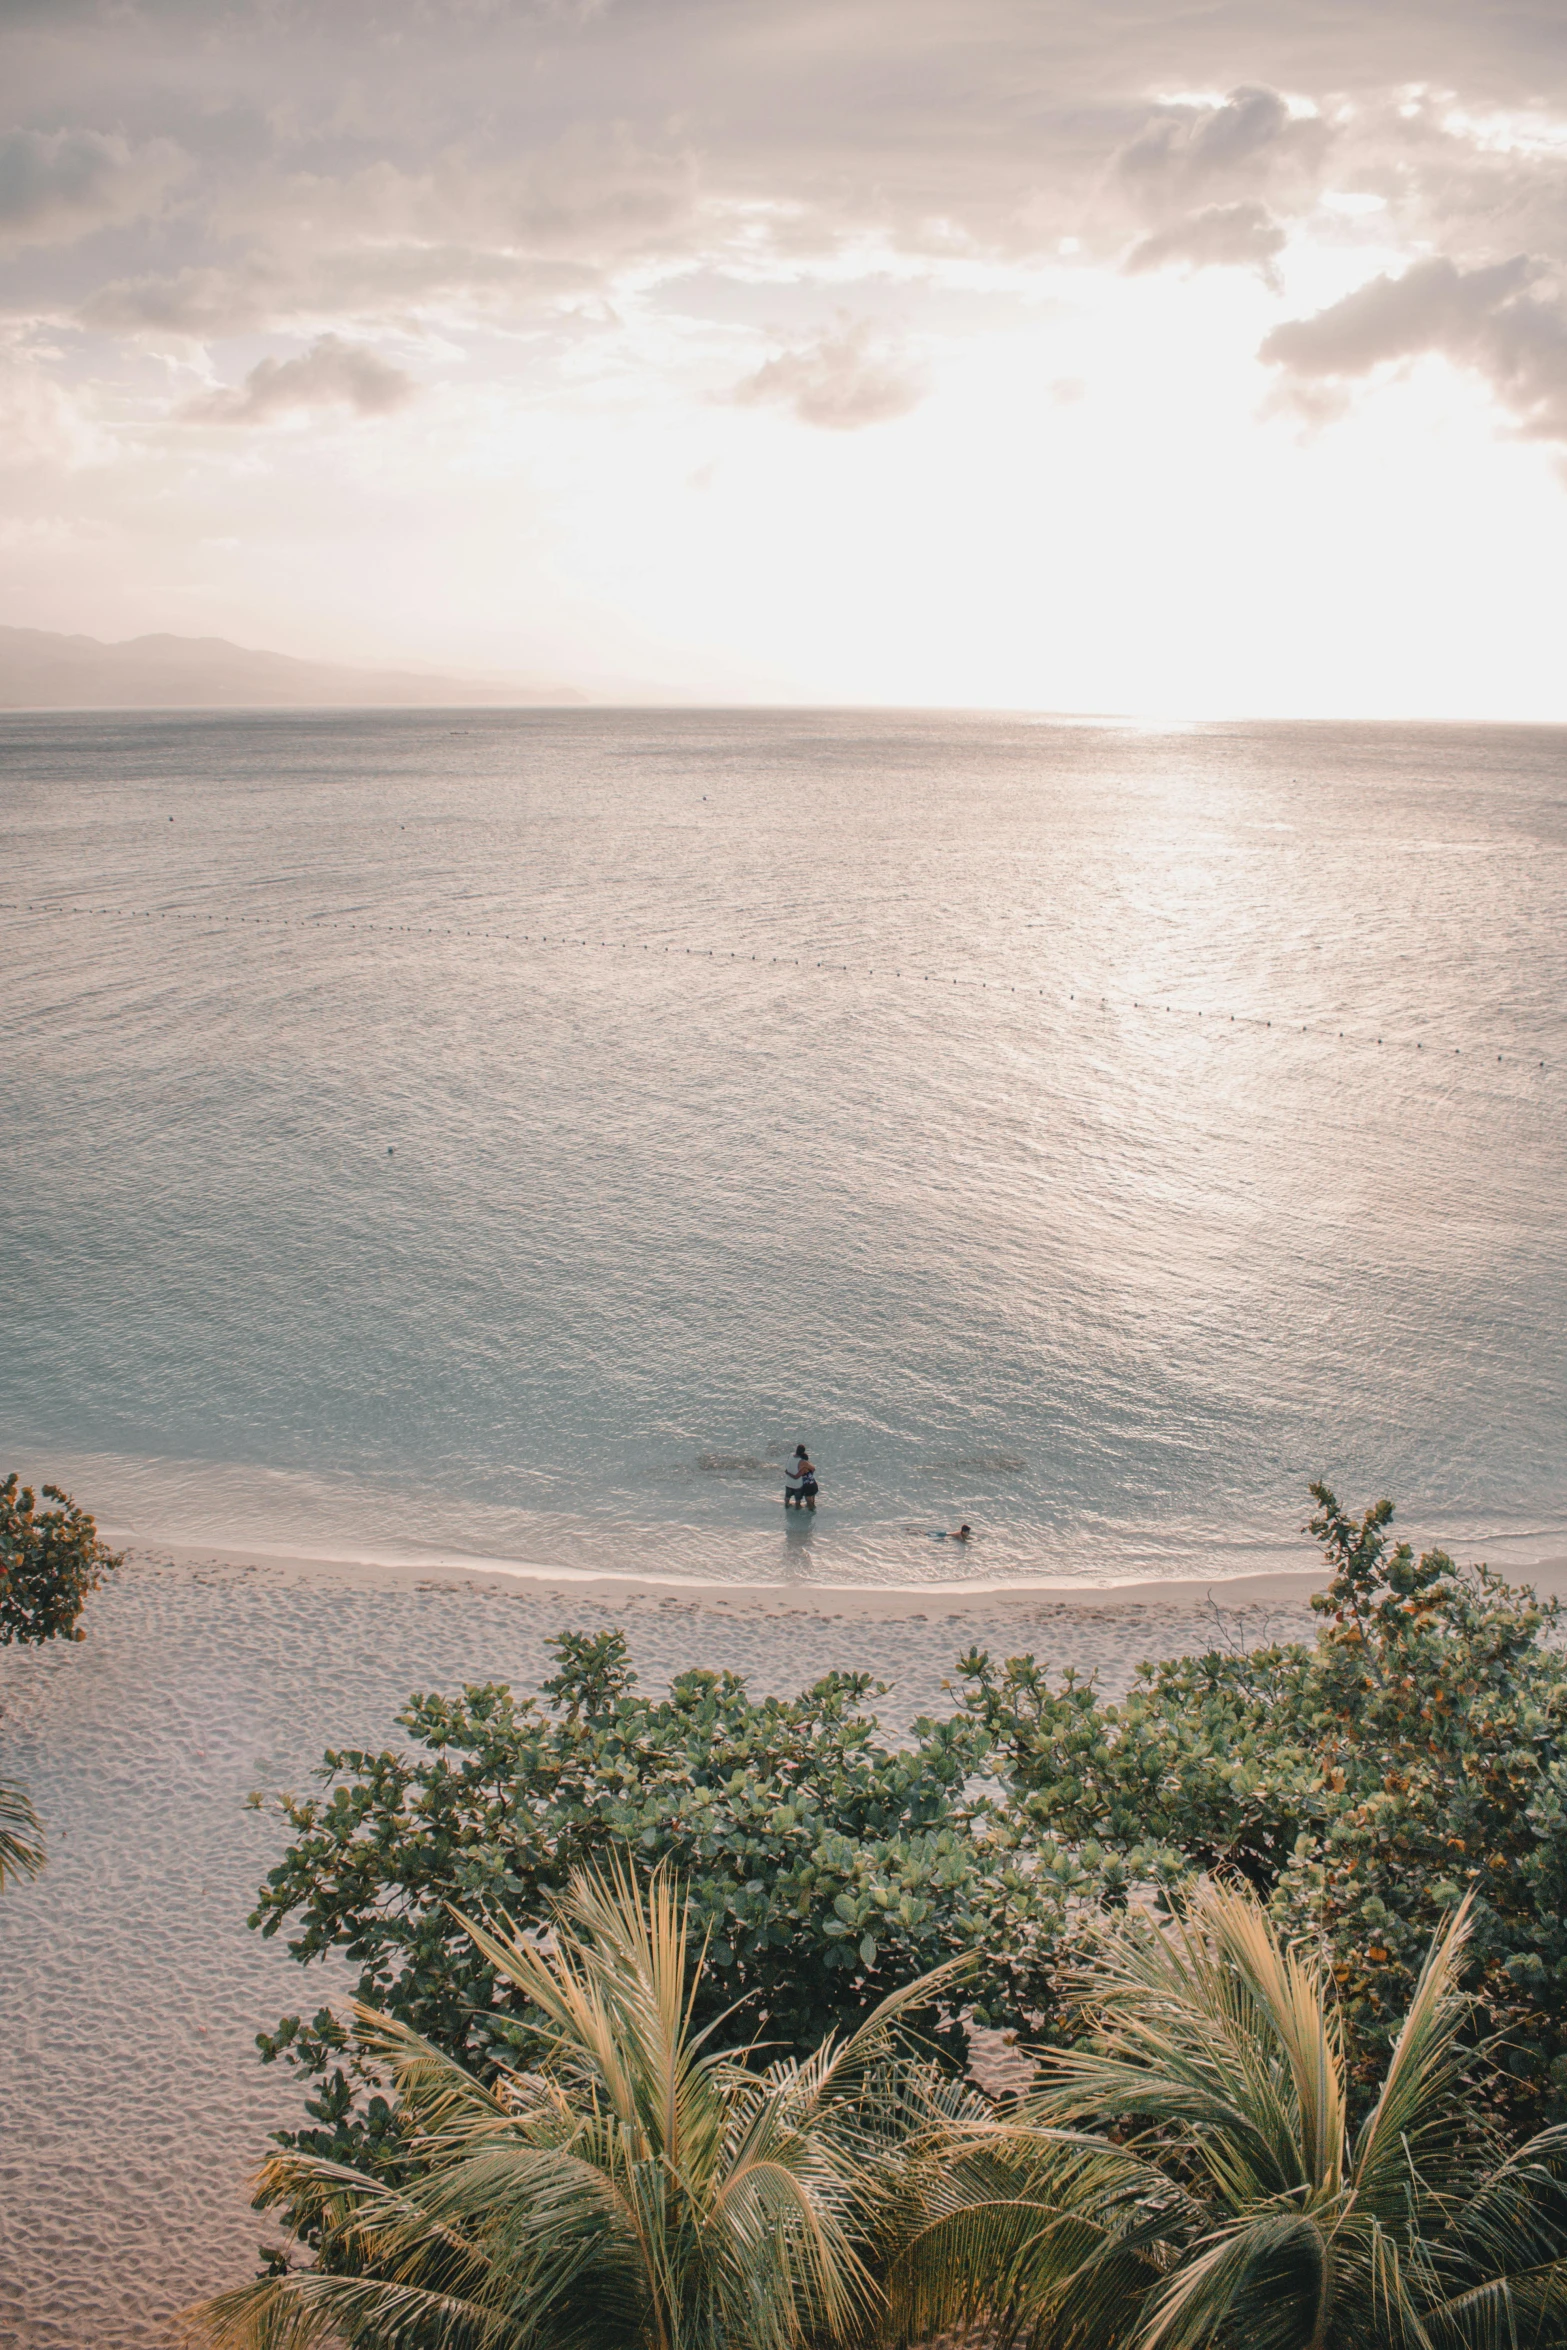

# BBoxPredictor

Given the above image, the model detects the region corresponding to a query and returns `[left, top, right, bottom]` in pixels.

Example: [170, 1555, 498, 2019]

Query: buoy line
[4, 897, 1555, 1075]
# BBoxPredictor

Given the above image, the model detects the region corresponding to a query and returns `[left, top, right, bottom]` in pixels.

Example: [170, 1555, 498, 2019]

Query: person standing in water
[784, 1446, 818, 1507]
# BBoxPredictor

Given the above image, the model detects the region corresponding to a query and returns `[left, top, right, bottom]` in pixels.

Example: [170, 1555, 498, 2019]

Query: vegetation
[0, 1471, 121, 1886]
[248, 1631, 1111, 2178]
[962, 1485, 1567, 2128]
[884, 1881, 1567, 2349]
[253, 1486, 1567, 2174]
[238, 1480, 1567, 2347]
[191, 1862, 978, 2350]
[0, 1472, 122, 1647]
[202, 1867, 1567, 2350]
[0, 1778, 45, 1887]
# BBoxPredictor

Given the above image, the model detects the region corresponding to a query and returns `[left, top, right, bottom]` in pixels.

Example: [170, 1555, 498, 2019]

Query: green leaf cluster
[1, 1471, 121, 1887]
[966, 1485, 1567, 2130]
[196, 1865, 981, 2350]
[880, 1881, 1567, 2350]
[250, 1632, 1082, 2175]
[0, 1471, 122, 1648]
[203, 1866, 1567, 2350]
[252, 1488, 1567, 2177]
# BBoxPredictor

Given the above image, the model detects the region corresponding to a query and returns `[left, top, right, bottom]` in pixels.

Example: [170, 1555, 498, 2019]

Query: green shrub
[967, 1486, 1567, 2130]
[251, 1487, 1567, 2174]
[0, 1473, 121, 1886]
[0, 1473, 122, 1647]
[249, 1630, 1136, 2176]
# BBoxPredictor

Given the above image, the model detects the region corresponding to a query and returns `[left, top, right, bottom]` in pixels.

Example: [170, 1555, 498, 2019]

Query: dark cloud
[184, 334, 416, 423]
[0, 127, 185, 248]
[1115, 86, 1331, 216]
[730, 319, 925, 429]
[1262, 254, 1567, 442]
[1125, 199, 1287, 283]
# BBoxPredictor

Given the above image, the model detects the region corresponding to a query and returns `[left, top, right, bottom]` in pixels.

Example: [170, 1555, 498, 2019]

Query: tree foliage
[0, 1778, 45, 1887]
[193, 1862, 978, 2350]
[251, 1487, 1567, 2184]
[880, 1881, 1567, 2350]
[249, 1632, 1120, 2178]
[0, 1472, 120, 1888]
[0, 1472, 122, 1647]
[963, 1485, 1567, 2130]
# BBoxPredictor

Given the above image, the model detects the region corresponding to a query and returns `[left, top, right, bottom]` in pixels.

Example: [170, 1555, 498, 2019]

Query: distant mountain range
[0, 627, 585, 710]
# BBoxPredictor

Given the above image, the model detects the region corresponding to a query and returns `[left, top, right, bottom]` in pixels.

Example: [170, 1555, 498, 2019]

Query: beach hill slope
[0, 626, 584, 710]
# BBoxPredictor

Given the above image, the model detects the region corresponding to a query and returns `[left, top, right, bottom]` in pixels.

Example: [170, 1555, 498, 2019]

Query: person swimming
[932, 1523, 972, 1541]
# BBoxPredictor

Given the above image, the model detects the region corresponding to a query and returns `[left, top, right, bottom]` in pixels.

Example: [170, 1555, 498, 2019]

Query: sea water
[3, 707, 1564, 1588]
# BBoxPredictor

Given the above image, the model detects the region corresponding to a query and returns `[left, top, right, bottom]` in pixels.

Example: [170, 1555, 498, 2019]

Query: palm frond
[1137, 2210, 1336, 2350]
[889, 1881, 1567, 2350]
[1027, 1888, 1343, 2206]
[1352, 1898, 1475, 2211]
[189, 1857, 960, 2350]
[0, 1777, 44, 1885]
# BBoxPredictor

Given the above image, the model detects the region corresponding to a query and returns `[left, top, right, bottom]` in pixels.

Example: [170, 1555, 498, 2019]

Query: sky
[4, 0, 1567, 712]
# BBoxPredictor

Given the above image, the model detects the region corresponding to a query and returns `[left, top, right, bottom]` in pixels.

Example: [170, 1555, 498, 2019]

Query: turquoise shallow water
[2, 707, 1564, 1586]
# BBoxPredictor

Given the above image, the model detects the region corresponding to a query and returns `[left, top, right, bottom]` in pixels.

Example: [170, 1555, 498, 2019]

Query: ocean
[3, 706, 1564, 1589]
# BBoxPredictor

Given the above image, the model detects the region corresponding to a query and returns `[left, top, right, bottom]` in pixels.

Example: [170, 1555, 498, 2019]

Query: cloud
[1261, 254, 1567, 442]
[84, 263, 281, 339]
[0, 128, 186, 250]
[1116, 86, 1330, 213]
[81, 245, 600, 342]
[0, 348, 104, 468]
[730, 318, 925, 429]
[184, 334, 416, 424]
[13, 24, 1566, 356]
[73, 129, 700, 344]
[1125, 200, 1287, 283]
[244, 128, 701, 268]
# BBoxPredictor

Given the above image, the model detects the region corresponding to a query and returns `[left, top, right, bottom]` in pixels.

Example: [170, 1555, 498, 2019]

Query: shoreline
[133, 1536, 1567, 1619]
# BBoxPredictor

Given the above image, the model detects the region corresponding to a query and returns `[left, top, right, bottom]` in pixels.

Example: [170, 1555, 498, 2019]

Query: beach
[6, 1537, 1567, 2349]
[0, 1542, 1326, 2350]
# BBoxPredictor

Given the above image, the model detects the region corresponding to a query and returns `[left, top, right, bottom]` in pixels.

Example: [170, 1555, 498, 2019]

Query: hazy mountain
[0, 627, 585, 710]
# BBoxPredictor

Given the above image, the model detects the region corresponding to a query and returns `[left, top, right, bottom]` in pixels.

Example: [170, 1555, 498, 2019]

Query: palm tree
[0, 1777, 44, 1886]
[883, 1881, 1567, 2350]
[187, 1859, 971, 2350]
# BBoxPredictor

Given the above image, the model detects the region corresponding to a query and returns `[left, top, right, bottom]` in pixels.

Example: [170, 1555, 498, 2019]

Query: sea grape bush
[955, 1641, 1319, 1891]
[250, 1630, 1167, 2174]
[0, 1472, 120, 1886]
[964, 1485, 1567, 2127]
[250, 1484, 1567, 2177]
[1282, 1487, 1567, 2119]
[0, 1472, 122, 1647]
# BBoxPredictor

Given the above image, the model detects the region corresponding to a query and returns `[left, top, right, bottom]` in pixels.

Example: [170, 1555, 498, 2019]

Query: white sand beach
[4, 1539, 1564, 2349]
[0, 1543, 1316, 2350]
